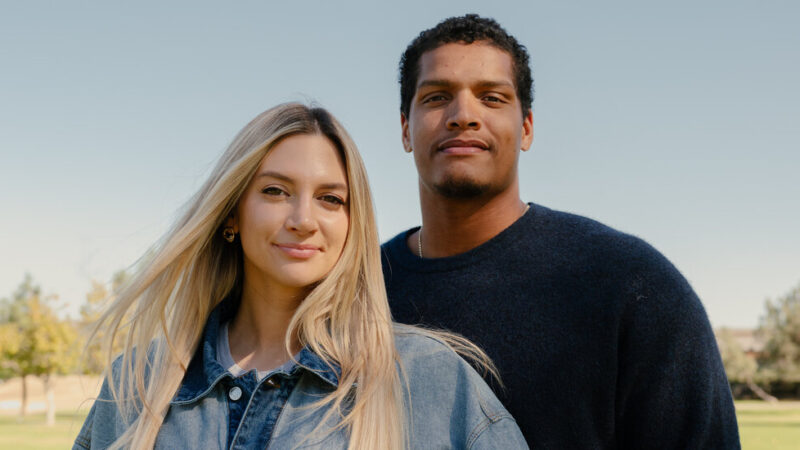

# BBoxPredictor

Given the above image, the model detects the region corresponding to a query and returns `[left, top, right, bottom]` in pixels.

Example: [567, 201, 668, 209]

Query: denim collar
[171, 296, 340, 405]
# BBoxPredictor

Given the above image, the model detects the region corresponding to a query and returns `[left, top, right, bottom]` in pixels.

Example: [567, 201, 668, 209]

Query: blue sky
[1, 1, 798, 328]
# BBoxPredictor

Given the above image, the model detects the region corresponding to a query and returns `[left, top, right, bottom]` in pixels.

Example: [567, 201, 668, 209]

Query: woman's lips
[273, 243, 320, 259]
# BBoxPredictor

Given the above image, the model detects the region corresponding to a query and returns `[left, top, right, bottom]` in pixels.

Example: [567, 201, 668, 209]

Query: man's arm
[615, 249, 740, 449]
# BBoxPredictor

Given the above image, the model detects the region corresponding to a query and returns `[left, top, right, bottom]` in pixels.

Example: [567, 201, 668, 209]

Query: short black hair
[399, 14, 533, 119]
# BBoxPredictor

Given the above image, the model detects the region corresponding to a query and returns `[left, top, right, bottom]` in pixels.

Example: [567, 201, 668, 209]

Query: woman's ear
[225, 214, 238, 234]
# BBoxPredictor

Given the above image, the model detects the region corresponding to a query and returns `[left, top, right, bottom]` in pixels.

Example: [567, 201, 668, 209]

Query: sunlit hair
[89, 103, 498, 449]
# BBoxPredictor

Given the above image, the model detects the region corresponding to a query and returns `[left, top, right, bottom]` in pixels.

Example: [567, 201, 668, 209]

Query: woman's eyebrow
[318, 182, 348, 191]
[256, 171, 347, 191]
[255, 170, 292, 182]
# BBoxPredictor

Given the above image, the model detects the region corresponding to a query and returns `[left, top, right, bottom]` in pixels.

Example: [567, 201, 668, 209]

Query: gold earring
[222, 227, 235, 243]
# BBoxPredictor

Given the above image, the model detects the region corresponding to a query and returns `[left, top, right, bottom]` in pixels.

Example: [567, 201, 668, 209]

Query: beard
[433, 176, 491, 199]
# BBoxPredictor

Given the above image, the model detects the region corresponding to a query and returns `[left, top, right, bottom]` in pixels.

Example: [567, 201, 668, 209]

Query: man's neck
[412, 186, 527, 258]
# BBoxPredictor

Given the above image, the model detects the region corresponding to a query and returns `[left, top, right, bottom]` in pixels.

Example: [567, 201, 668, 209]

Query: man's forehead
[416, 42, 515, 87]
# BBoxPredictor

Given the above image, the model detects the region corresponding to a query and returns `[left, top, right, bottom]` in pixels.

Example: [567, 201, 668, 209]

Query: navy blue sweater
[381, 203, 739, 449]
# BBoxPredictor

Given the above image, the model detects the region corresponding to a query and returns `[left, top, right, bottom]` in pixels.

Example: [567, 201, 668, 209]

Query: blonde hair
[91, 103, 497, 449]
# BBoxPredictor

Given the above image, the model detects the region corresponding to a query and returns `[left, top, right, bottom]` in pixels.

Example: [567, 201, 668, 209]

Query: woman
[74, 103, 527, 449]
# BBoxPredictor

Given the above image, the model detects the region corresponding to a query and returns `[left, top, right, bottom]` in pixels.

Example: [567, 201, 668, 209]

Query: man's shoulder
[508, 204, 672, 271]
[379, 204, 653, 252]
[531, 204, 647, 247]
[379, 204, 679, 281]
[380, 228, 414, 254]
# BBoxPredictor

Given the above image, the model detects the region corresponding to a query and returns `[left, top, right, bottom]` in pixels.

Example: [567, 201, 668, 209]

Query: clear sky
[1, 1, 798, 328]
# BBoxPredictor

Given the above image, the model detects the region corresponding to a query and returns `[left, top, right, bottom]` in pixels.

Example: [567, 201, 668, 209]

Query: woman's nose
[285, 198, 317, 234]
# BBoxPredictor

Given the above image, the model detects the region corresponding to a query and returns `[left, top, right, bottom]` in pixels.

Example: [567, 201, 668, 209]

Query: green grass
[0, 411, 89, 450]
[1, 401, 799, 448]
[737, 400, 800, 450]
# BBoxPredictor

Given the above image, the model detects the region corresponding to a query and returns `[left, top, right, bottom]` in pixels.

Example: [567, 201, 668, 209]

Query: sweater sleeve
[614, 245, 740, 449]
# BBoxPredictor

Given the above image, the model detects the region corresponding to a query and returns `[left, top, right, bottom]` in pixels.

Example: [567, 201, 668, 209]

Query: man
[381, 14, 740, 449]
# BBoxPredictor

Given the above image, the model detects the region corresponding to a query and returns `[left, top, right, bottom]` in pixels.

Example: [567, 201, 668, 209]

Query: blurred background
[0, 1, 798, 448]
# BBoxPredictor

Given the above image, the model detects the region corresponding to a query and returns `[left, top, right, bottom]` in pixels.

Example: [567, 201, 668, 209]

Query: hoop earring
[222, 227, 235, 243]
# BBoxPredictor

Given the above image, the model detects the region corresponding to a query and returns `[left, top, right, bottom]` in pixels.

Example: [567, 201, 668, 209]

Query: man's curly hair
[399, 14, 533, 119]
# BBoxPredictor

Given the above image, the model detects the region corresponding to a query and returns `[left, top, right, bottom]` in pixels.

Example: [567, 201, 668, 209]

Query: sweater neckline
[385, 202, 544, 273]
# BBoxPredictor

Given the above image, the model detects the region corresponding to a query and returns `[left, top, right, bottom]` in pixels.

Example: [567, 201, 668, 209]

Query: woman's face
[232, 133, 349, 297]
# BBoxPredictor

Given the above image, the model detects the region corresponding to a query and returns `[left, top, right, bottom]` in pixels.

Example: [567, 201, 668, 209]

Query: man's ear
[520, 110, 534, 151]
[401, 113, 412, 153]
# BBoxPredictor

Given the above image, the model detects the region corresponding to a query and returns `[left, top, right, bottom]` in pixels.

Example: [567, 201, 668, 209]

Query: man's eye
[320, 194, 345, 206]
[261, 187, 286, 196]
[483, 95, 503, 103]
[422, 94, 447, 103]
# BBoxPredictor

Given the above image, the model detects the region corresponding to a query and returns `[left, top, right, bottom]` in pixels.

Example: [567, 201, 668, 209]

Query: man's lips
[438, 138, 489, 155]
[273, 243, 321, 259]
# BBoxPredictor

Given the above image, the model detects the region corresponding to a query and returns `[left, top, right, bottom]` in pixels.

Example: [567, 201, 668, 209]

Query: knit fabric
[381, 203, 740, 449]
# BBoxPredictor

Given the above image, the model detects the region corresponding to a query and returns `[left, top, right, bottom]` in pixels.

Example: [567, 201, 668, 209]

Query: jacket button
[228, 386, 242, 401]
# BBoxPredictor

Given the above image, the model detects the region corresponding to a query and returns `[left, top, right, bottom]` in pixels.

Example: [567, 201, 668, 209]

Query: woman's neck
[227, 280, 305, 372]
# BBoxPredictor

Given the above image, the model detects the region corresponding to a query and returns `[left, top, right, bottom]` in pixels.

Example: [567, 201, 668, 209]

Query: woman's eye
[320, 194, 345, 206]
[261, 186, 286, 196]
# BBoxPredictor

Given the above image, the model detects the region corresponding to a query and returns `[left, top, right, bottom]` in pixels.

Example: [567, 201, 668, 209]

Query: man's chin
[433, 178, 490, 199]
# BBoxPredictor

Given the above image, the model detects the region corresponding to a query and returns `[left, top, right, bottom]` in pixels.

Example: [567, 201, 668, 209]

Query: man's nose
[446, 93, 481, 130]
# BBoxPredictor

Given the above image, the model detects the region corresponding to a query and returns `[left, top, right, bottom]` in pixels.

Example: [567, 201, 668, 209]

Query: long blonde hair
[91, 103, 497, 449]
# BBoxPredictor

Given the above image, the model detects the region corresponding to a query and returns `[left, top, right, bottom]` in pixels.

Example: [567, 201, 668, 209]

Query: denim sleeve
[468, 415, 528, 450]
[72, 401, 96, 449]
[72, 372, 127, 449]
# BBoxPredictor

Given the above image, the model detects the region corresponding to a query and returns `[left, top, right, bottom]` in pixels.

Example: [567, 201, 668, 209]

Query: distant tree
[0, 274, 78, 425]
[79, 270, 129, 374]
[716, 328, 776, 402]
[0, 322, 22, 380]
[758, 283, 800, 387]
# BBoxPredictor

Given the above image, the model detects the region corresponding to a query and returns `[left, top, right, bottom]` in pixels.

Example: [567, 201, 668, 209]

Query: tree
[758, 283, 800, 386]
[79, 270, 129, 374]
[0, 275, 78, 425]
[716, 328, 776, 402]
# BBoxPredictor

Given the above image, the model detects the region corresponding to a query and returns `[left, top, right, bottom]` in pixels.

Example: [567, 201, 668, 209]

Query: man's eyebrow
[474, 80, 515, 90]
[416, 79, 455, 90]
[255, 171, 347, 191]
[416, 79, 515, 90]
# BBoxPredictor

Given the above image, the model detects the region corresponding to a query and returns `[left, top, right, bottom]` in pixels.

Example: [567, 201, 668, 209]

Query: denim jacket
[74, 299, 527, 449]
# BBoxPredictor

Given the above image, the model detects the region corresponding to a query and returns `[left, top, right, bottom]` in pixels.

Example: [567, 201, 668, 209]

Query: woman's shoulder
[391, 324, 528, 449]
[392, 324, 458, 356]
[391, 324, 497, 399]
[392, 324, 487, 376]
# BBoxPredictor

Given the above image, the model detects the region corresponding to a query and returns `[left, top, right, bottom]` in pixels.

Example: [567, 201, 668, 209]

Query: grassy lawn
[0, 411, 89, 450]
[737, 400, 800, 450]
[1, 400, 798, 448]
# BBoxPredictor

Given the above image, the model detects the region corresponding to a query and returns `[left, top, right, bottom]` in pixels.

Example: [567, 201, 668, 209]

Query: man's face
[402, 42, 533, 199]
